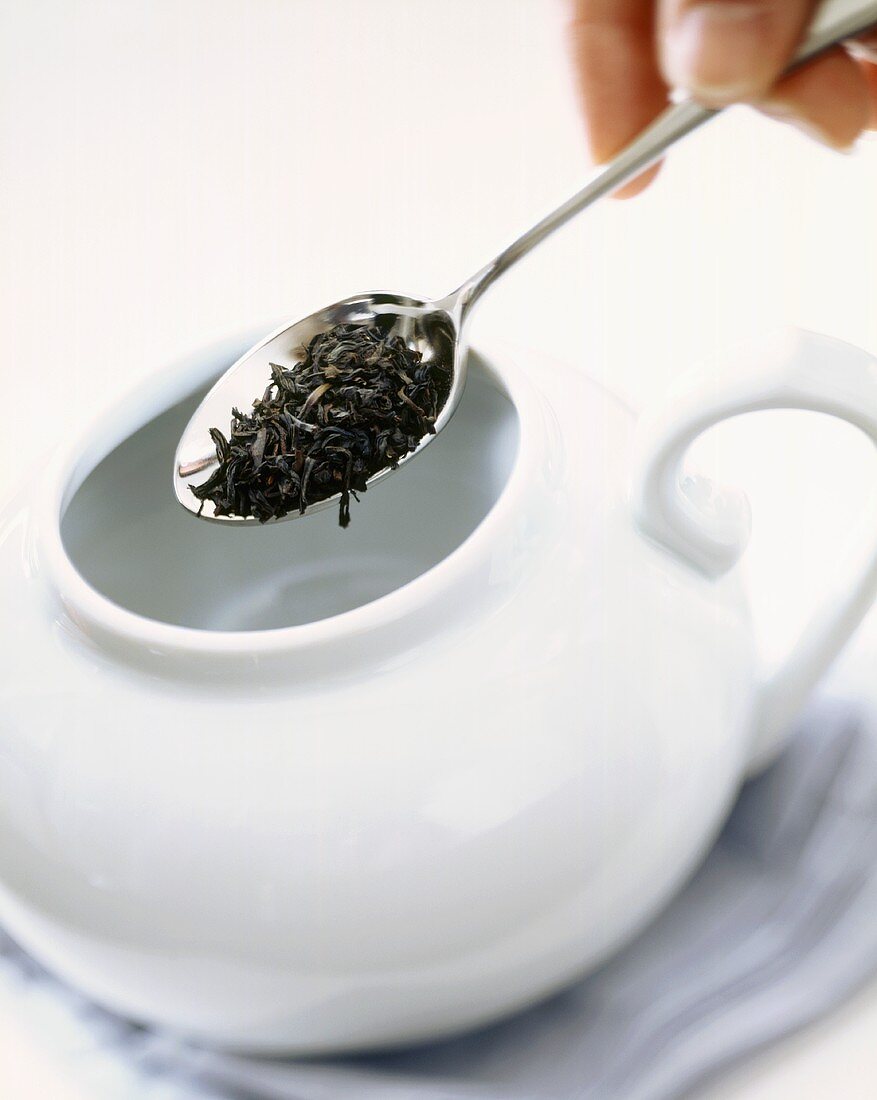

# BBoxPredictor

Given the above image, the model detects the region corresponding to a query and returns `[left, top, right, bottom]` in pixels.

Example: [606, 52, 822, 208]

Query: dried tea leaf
[191, 321, 451, 527]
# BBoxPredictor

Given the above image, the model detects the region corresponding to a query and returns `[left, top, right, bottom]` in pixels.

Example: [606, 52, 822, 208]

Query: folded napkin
[3, 697, 877, 1100]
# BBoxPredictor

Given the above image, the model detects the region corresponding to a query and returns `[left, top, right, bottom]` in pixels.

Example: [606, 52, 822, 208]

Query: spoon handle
[451, 0, 877, 316]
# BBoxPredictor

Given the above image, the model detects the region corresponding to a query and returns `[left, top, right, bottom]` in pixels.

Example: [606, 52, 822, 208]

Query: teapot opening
[60, 354, 519, 631]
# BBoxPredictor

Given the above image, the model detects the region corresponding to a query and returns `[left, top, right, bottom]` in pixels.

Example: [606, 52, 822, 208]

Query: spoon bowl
[173, 292, 464, 523]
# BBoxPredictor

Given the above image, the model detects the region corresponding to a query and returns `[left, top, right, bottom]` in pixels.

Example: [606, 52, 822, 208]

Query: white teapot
[1, 326, 876, 1054]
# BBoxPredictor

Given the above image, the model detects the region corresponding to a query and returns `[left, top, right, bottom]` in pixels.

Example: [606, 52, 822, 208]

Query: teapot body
[0, 338, 757, 1052]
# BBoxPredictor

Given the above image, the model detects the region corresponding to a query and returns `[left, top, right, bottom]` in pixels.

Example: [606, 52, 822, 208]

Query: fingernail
[847, 40, 877, 64]
[662, 2, 774, 104]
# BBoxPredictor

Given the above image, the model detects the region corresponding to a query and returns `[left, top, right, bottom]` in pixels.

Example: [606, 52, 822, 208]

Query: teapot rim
[33, 337, 544, 666]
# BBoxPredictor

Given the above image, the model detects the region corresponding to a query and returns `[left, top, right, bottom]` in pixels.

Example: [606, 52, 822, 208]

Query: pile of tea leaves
[191, 322, 451, 527]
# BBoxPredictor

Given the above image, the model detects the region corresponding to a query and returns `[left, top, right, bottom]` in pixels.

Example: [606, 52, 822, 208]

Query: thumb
[658, 0, 818, 105]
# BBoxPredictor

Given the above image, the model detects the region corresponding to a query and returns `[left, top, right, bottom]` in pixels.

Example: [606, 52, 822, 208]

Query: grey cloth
[3, 698, 877, 1100]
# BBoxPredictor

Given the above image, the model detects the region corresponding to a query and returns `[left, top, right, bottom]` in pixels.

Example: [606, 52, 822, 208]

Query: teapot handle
[631, 329, 877, 770]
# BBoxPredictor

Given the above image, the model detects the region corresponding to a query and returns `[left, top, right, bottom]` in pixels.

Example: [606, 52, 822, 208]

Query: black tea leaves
[191, 322, 451, 527]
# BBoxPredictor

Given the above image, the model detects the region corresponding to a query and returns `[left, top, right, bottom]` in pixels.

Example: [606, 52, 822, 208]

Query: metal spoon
[175, 0, 877, 524]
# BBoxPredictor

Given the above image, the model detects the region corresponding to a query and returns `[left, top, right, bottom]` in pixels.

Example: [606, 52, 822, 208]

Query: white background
[2, 0, 877, 1095]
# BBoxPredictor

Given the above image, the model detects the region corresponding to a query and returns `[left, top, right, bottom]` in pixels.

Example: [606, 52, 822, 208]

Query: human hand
[568, 1, 877, 196]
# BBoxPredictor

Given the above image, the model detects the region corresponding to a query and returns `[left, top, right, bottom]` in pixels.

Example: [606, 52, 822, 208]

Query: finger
[568, 0, 669, 198]
[760, 47, 871, 150]
[845, 29, 877, 131]
[860, 60, 877, 129]
[658, 0, 818, 106]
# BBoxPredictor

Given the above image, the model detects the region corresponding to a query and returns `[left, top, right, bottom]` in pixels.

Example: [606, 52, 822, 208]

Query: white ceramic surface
[1, 330, 876, 1054]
